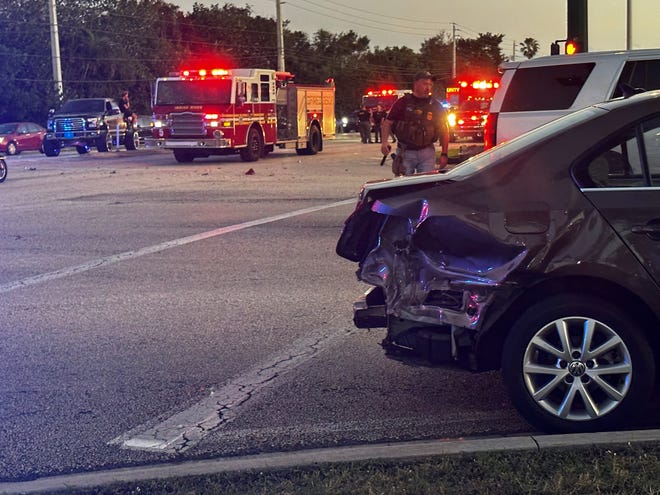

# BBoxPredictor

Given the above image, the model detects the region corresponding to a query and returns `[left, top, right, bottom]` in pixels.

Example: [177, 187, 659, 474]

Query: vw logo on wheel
[568, 361, 587, 377]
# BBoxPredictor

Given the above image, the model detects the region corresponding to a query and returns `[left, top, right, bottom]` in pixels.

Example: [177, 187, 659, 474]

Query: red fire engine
[360, 88, 409, 111]
[445, 79, 499, 142]
[148, 68, 336, 163]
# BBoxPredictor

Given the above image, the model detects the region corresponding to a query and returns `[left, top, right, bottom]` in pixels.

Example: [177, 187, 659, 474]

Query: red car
[0, 122, 46, 155]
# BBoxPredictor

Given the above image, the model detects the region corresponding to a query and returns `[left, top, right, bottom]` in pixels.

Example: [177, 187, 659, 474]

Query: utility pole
[451, 22, 456, 79]
[626, 0, 632, 49]
[48, 0, 63, 98]
[566, 0, 588, 52]
[275, 0, 285, 72]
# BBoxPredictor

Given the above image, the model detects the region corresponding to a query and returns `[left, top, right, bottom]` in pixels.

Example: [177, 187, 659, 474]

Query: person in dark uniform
[357, 106, 372, 144]
[380, 72, 449, 175]
[371, 104, 387, 143]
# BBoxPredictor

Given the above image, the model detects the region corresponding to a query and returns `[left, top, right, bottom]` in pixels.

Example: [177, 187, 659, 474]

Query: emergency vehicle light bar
[458, 80, 500, 90]
[178, 68, 230, 77]
[365, 89, 398, 97]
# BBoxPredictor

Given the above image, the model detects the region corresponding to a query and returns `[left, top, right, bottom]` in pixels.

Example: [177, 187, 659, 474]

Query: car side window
[501, 63, 595, 112]
[578, 131, 640, 188]
[614, 60, 660, 97]
[642, 115, 660, 186]
[577, 115, 660, 188]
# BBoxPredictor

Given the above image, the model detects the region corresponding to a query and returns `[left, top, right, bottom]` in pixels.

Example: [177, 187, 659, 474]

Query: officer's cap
[413, 71, 436, 82]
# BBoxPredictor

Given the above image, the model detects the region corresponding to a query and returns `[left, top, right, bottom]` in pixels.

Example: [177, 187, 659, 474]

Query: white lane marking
[110, 325, 352, 453]
[0, 199, 355, 294]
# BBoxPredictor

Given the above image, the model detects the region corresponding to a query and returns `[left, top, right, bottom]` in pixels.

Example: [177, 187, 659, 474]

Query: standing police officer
[380, 72, 449, 175]
[357, 105, 373, 144]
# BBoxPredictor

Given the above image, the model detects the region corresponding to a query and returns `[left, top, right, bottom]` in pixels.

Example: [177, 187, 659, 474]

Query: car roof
[500, 48, 660, 71]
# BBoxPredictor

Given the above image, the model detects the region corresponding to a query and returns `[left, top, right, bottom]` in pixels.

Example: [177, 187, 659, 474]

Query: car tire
[76, 145, 90, 154]
[125, 130, 139, 151]
[0, 158, 7, 183]
[501, 294, 655, 433]
[240, 127, 263, 162]
[43, 140, 60, 157]
[97, 131, 114, 152]
[6, 142, 17, 155]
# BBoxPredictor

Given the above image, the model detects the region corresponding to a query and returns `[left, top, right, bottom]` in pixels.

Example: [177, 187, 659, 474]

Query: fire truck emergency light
[181, 68, 229, 78]
[366, 89, 397, 96]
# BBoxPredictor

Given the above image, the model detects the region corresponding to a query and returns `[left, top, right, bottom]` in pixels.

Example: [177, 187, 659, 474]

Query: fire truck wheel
[261, 144, 274, 158]
[240, 127, 263, 162]
[173, 149, 195, 163]
[297, 125, 322, 156]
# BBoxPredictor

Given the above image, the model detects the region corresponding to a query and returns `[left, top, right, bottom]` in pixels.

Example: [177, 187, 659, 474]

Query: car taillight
[484, 112, 498, 150]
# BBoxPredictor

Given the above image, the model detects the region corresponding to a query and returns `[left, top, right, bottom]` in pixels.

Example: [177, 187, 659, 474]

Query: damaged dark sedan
[336, 90, 660, 434]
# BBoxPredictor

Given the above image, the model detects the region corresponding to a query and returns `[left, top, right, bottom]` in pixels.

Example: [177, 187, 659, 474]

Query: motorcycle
[0, 155, 6, 183]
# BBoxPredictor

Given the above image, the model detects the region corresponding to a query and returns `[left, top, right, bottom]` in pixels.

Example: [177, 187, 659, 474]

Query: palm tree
[519, 38, 540, 59]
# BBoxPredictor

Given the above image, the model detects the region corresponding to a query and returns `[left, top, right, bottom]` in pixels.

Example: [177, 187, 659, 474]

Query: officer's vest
[392, 95, 442, 149]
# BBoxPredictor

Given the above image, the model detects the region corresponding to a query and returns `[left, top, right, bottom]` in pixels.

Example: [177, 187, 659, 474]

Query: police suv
[485, 48, 660, 148]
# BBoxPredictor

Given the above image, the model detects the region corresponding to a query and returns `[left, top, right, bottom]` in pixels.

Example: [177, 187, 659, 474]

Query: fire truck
[445, 79, 499, 142]
[360, 88, 409, 111]
[147, 68, 336, 163]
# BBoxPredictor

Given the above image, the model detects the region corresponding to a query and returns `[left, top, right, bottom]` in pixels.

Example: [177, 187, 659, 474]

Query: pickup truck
[43, 98, 139, 156]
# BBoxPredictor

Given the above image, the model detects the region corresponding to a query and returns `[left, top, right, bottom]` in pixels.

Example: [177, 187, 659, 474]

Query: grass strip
[51, 443, 660, 495]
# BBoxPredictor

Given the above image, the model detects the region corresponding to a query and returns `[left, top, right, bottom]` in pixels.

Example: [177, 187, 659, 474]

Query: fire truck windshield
[156, 79, 233, 105]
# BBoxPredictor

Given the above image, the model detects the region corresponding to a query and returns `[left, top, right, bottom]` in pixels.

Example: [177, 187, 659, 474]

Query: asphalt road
[0, 137, 656, 482]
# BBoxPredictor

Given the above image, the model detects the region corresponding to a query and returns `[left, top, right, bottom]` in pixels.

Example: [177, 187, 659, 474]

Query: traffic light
[565, 39, 581, 55]
[550, 42, 560, 56]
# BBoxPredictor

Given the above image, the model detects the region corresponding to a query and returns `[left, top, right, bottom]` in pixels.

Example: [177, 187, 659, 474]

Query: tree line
[0, 0, 538, 124]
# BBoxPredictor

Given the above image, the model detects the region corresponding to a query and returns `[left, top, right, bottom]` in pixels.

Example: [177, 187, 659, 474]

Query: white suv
[485, 48, 660, 148]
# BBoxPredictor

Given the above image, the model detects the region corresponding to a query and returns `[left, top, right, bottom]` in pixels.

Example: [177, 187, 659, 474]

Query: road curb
[2, 429, 659, 494]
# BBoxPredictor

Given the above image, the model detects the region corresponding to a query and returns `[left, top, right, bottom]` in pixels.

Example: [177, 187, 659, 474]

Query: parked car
[0, 122, 46, 155]
[336, 89, 660, 434]
[136, 115, 153, 146]
[336, 114, 359, 133]
[486, 48, 660, 149]
[43, 98, 139, 156]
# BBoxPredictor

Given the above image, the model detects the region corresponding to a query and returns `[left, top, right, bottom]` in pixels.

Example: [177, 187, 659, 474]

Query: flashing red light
[456, 80, 500, 90]
[180, 68, 229, 78]
[365, 88, 398, 97]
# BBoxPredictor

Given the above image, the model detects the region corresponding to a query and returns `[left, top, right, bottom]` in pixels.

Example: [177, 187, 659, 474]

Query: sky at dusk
[174, 0, 657, 57]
